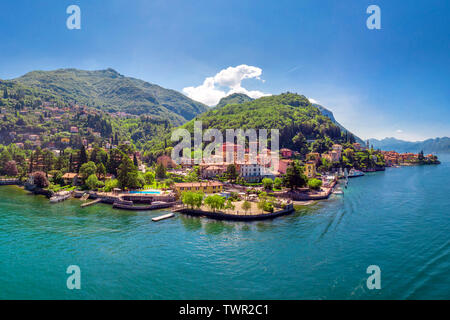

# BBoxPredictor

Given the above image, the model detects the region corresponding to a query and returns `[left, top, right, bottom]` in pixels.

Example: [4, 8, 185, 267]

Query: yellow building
[61, 137, 70, 144]
[174, 182, 224, 194]
[305, 161, 316, 178]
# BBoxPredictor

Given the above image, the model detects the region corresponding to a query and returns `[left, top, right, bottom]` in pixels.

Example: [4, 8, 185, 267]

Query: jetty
[152, 213, 175, 222]
[0, 178, 21, 186]
[112, 200, 176, 211]
[81, 198, 102, 208]
[50, 191, 72, 203]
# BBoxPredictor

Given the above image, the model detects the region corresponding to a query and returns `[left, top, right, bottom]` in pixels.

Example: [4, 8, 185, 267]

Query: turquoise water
[128, 190, 162, 194]
[0, 155, 449, 299]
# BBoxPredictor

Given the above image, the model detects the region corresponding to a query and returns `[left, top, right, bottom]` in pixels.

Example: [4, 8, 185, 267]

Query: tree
[262, 178, 274, 190]
[225, 164, 238, 182]
[164, 178, 175, 187]
[0, 148, 12, 173]
[274, 177, 283, 190]
[144, 171, 155, 185]
[52, 170, 64, 185]
[225, 199, 235, 213]
[79, 161, 97, 180]
[311, 139, 330, 154]
[117, 155, 141, 189]
[155, 162, 166, 180]
[241, 201, 251, 214]
[32, 171, 49, 188]
[78, 145, 88, 168]
[283, 160, 307, 190]
[104, 178, 119, 192]
[319, 157, 332, 172]
[133, 153, 139, 167]
[204, 194, 226, 212]
[308, 178, 322, 190]
[3, 88, 8, 99]
[97, 163, 106, 178]
[181, 191, 195, 209]
[86, 174, 99, 190]
[4, 160, 18, 176]
[418, 150, 424, 161]
[181, 191, 204, 209]
[292, 132, 308, 155]
[185, 167, 199, 182]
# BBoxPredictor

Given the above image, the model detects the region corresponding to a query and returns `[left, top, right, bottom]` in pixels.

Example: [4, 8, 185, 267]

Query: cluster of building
[380, 151, 435, 166]
[170, 142, 290, 183]
[165, 142, 350, 184]
[5, 102, 119, 154]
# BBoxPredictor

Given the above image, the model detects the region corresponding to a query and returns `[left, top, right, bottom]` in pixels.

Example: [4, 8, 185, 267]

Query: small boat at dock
[348, 169, 365, 178]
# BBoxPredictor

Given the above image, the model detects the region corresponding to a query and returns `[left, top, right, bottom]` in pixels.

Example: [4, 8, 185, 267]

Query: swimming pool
[128, 190, 162, 195]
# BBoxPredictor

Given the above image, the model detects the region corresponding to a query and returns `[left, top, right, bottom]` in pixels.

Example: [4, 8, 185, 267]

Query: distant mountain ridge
[12, 68, 208, 125]
[369, 137, 450, 153]
[312, 103, 364, 144]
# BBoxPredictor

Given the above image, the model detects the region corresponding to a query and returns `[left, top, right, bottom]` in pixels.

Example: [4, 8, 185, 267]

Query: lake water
[0, 155, 449, 299]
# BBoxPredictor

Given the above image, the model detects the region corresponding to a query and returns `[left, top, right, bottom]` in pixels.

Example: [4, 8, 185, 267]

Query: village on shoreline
[0, 133, 440, 221]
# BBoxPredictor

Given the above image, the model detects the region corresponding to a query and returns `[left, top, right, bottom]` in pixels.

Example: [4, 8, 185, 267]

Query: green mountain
[369, 137, 450, 153]
[182, 93, 348, 151]
[0, 80, 173, 159]
[213, 93, 363, 146]
[216, 93, 254, 108]
[13, 68, 208, 125]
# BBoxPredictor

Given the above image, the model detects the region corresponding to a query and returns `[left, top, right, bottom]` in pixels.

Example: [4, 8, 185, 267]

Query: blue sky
[0, 0, 449, 141]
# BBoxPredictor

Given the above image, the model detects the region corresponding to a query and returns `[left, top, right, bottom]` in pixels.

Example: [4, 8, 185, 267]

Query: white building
[239, 163, 262, 182]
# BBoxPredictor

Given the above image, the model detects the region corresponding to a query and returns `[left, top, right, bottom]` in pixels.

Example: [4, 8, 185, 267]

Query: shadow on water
[203, 220, 234, 235]
[179, 215, 202, 231]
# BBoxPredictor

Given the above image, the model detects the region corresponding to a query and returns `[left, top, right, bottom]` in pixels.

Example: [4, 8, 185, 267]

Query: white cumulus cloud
[308, 98, 319, 104]
[183, 65, 270, 106]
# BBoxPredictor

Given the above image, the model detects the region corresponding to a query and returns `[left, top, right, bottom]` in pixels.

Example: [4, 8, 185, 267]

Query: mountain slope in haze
[216, 93, 254, 108]
[312, 103, 364, 144]
[13, 68, 208, 125]
[369, 137, 450, 153]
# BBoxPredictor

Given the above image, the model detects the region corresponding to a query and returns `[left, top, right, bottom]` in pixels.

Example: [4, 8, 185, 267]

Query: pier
[0, 178, 21, 185]
[152, 213, 175, 222]
[81, 198, 102, 208]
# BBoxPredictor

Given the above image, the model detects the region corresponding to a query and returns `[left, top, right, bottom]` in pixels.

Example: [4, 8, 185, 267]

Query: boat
[348, 169, 365, 178]
[333, 188, 344, 195]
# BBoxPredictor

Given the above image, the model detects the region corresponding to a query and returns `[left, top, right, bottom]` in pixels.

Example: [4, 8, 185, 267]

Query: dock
[81, 198, 102, 207]
[152, 213, 175, 222]
[80, 193, 90, 201]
